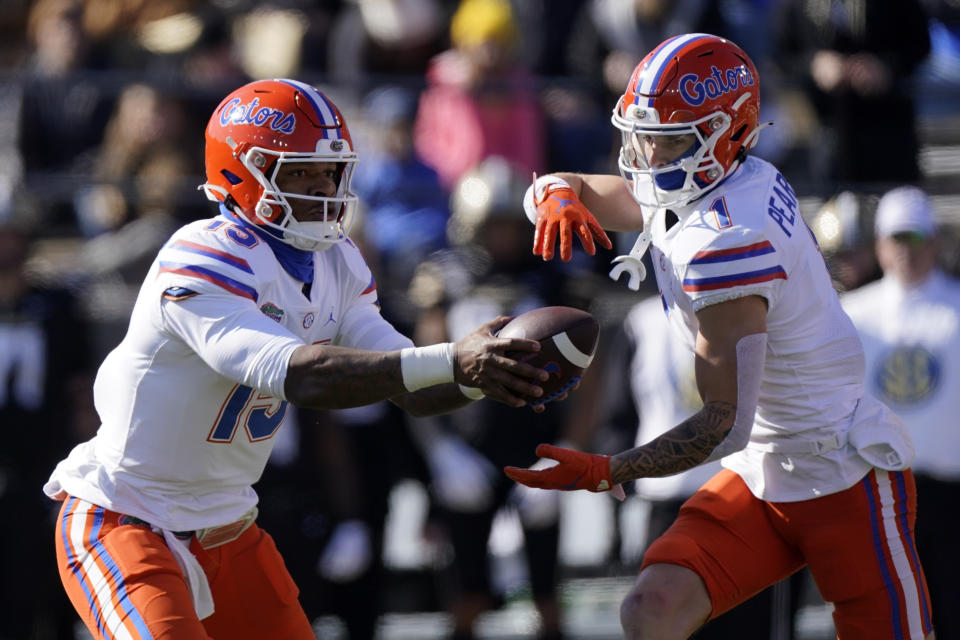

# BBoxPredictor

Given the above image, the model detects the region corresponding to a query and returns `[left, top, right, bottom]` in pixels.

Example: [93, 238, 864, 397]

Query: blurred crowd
[2, 0, 960, 638]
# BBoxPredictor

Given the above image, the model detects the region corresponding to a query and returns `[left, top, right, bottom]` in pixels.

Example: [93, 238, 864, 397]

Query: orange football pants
[641, 468, 934, 639]
[54, 496, 315, 640]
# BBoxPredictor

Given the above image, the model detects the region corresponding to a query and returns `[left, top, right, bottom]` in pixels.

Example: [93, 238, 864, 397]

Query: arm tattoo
[610, 400, 736, 484]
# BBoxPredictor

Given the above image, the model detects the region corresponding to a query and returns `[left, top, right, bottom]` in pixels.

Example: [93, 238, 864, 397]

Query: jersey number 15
[208, 383, 288, 443]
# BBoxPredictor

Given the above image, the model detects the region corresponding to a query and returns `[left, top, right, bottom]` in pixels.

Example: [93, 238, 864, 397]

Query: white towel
[158, 528, 215, 620]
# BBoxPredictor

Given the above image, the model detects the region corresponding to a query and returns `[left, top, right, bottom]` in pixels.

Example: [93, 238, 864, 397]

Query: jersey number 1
[208, 384, 288, 443]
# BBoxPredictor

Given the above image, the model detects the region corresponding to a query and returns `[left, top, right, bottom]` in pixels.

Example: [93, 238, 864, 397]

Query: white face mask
[611, 104, 729, 210]
[246, 150, 360, 252]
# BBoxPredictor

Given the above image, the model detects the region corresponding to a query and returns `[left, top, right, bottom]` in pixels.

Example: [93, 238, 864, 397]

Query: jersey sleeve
[160, 291, 303, 400]
[152, 220, 301, 399]
[154, 222, 274, 304]
[679, 228, 788, 312]
[333, 239, 414, 352]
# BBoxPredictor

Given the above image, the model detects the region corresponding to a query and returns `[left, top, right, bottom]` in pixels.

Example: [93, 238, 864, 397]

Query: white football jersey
[648, 156, 909, 501]
[842, 271, 960, 481]
[45, 214, 413, 531]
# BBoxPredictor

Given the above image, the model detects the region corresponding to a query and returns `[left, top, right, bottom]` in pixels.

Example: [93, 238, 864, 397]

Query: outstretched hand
[504, 443, 625, 500]
[532, 182, 612, 262]
[453, 316, 549, 408]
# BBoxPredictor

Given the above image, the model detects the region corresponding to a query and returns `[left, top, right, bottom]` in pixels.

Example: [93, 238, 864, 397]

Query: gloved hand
[317, 519, 372, 583]
[504, 443, 625, 500]
[426, 434, 496, 513]
[509, 456, 561, 529]
[531, 181, 612, 262]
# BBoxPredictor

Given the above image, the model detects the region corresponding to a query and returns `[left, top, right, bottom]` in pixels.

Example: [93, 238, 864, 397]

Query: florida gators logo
[220, 97, 296, 134]
[544, 361, 562, 378]
[260, 302, 285, 322]
[679, 65, 754, 107]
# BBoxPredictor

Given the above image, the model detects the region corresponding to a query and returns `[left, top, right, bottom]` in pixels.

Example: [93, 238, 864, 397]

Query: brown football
[498, 306, 599, 406]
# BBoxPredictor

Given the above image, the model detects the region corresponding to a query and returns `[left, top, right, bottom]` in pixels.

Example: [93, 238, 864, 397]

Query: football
[498, 306, 600, 406]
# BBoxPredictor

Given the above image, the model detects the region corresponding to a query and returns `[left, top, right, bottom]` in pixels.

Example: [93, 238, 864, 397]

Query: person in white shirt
[44, 78, 552, 640]
[842, 185, 960, 638]
[505, 33, 934, 639]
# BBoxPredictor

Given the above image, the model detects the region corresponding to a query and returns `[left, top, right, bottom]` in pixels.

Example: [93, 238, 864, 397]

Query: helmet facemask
[241, 144, 359, 252]
[612, 101, 731, 210]
[201, 78, 361, 252]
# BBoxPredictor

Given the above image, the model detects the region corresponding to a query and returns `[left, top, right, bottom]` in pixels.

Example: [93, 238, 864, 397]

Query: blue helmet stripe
[278, 79, 339, 138]
[637, 33, 713, 106]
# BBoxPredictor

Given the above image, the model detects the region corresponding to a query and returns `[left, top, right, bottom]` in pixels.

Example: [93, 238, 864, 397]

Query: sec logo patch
[303, 312, 315, 329]
[874, 345, 940, 405]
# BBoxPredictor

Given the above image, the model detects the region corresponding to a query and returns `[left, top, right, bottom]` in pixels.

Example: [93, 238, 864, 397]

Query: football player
[45, 79, 550, 639]
[506, 34, 935, 639]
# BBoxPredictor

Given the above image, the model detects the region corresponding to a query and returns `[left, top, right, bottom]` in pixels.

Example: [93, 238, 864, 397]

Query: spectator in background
[18, 0, 114, 229]
[352, 85, 452, 333]
[841, 185, 960, 638]
[65, 82, 199, 358]
[774, 0, 931, 193]
[413, 0, 545, 190]
[72, 82, 195, 238]
[407, 157, 583, 640]
[808, 190, 882, 292]
[326, 0, 447, 89]
[566, 0, 717, 107]
[0, 216, 96, 639]
[916, 0, 960, 90]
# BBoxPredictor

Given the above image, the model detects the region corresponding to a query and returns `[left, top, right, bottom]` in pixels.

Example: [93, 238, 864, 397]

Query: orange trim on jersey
[361, 274, 376, 295]
[171, 240, 253, 273]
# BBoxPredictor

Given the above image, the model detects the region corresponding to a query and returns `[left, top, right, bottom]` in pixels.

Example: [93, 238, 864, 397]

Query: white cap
[874, 186, 936, 238]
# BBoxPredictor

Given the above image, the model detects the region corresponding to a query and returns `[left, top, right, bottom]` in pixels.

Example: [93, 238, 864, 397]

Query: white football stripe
[874, 470, 925, 640]
[552, 332, 593, 369]
[637, 33, 709, 95]
[68, 500, 137, 640]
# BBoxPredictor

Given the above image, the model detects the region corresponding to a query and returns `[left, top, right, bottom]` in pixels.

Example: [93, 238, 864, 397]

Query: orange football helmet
[202, 79, 358, 251]
[612, 34, 767, 209]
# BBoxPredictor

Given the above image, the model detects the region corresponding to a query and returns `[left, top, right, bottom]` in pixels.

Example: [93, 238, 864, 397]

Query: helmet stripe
[278, 79, 340, 139]
[636, 33, 713, 105]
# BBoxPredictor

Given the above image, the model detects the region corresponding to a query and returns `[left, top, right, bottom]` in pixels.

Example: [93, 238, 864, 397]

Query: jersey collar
[219, 204, 315, 284]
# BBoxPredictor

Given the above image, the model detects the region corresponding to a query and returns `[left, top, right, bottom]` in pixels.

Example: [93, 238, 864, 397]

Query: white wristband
[400, 343, 456, 391]
[523, 175, 571, 224]
[458, 384, 485, 400]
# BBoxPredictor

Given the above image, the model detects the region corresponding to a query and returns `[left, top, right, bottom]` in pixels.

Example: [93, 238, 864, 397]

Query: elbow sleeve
[705, 332, 766, 463]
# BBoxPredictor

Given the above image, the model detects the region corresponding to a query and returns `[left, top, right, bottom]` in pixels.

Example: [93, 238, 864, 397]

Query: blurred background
[1, 0, 959, 638]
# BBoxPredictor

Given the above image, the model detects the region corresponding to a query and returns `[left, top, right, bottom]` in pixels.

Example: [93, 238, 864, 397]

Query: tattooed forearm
[609, 400, 736, 484]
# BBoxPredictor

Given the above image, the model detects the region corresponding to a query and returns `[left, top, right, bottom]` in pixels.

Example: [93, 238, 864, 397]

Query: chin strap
[608, 209, 654, 291]
[198, 183, 229, 203]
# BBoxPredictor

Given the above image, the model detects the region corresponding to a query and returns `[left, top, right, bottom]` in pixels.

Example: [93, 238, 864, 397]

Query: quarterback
[45, 79, 549, 639]
[505, 34, 935, 639]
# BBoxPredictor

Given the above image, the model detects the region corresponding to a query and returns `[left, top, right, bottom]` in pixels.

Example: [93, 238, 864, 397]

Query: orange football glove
[504, 443, 623, 499]
[532, 182, 613, 262]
